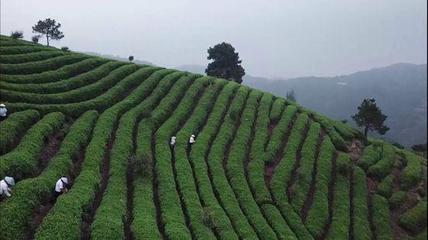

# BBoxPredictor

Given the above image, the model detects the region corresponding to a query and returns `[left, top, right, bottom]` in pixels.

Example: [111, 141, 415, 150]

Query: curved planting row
[153, 76, 208, 239]
[0, 50, 66, 64]
[130, 73, 199, 240]
[7, 66, 162, 116]
[270, 113, 314, 240]
[225, 90, 280, 239]
[265, 104, 298, 164]
[247, 94, 297, 240]
[0, 112, 65, 179]
[400, 151, 424, 190]
[247, 93, 275, 203]
[91, 73, 199, 239]
[96, 70, 189, 240]
[173, 79, 226, 239]
[0, 109, 40, 154]
[358, 142, 382, 170]
[0, 61, 125, 93]
[305, 137, 335, 238]
[367, 143, 396, 180]
[188, 82, 241, 239]
[325, 153, 351, 240]
[0, 54, 90, 75]
[290, 122, 322, 213]
[1, 37, 426, 240]
[0, 110, 98, 240]
[352, 167, 373, 240]
[2, 64, 140, 104]
[0, 45, 58, 55]
[34, 69, 178, 239]
[205, 86, 262, 239]
[0, 57, 109, 84]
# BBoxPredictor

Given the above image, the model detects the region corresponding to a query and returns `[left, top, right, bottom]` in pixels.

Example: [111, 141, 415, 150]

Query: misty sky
[1, 0, 426, 78]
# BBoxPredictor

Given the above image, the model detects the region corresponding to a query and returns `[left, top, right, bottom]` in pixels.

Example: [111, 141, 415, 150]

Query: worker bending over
[0, 176, 15, 199]
[189, 134, 196, 144]
[54, 176, 69, 198]
[170, 136, 176, 146]
[0, 103, 7, 121]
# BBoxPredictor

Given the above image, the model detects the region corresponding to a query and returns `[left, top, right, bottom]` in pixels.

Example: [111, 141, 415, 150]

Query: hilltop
[0, 36, 426, 240]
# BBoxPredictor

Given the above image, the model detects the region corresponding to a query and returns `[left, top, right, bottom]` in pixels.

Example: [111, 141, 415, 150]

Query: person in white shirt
[189, 134, 196, 144]
[0, 176, 15, 199]
[170, 136, 176, 146]
[0, 103, 7, 121]
[54, 176, 69, 198]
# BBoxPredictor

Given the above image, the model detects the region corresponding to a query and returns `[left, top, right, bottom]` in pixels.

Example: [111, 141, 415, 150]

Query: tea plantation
[0, 35, 426, 240]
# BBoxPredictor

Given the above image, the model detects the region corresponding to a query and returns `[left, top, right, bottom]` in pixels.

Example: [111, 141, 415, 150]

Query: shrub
[399, 200, 427, 233]
[389, 191, 407, 209]
[358, 143, 382, 170]
[269, 98, 286, 123]
[377, 174, 394, 198]
[32, 35, 41, 43]
[401, 151, 423, 190]
[368, 143, 396, 180]
[61, 46, 70, 52]
[10, 31, 23, 39]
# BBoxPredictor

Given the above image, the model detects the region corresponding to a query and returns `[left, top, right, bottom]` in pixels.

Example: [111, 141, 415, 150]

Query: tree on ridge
[32, 18, 64, 46]
[205, 42, 245, 83]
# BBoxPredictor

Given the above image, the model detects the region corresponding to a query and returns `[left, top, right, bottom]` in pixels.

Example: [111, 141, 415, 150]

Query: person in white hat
[189, 134, 196, 145]
[0, 103, 7, 121]
[170, 136, 176, 146]
[0, 176, 15, 199]
[54, 176, 69, 198]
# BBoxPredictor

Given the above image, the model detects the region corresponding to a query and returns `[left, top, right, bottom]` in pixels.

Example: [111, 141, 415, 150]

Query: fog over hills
[176, 63, 427, 147]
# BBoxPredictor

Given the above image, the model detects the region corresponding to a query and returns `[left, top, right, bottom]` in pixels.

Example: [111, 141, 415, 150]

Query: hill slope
[176, 63, 427, 147]
[244, 64, 427, 147]
[0, 36, 426, 240]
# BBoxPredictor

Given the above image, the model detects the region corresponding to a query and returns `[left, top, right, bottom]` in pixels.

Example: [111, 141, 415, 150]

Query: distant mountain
[246, 63, 427, 147]
[177, 63, 427, 147]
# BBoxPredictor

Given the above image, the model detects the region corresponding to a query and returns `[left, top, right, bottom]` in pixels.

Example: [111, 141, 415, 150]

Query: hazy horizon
[1, 0, 426, 79]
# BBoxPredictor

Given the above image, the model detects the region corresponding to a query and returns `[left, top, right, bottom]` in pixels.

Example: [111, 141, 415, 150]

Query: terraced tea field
[0, 35, 426, 240]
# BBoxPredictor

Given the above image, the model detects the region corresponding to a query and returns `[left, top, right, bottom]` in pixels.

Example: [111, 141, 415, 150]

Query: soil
[34, 130, 65, 176]
[26, 202, 53, 240]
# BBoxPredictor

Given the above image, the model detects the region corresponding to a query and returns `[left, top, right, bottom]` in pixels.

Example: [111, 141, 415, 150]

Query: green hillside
[0, 35, 426, 240]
